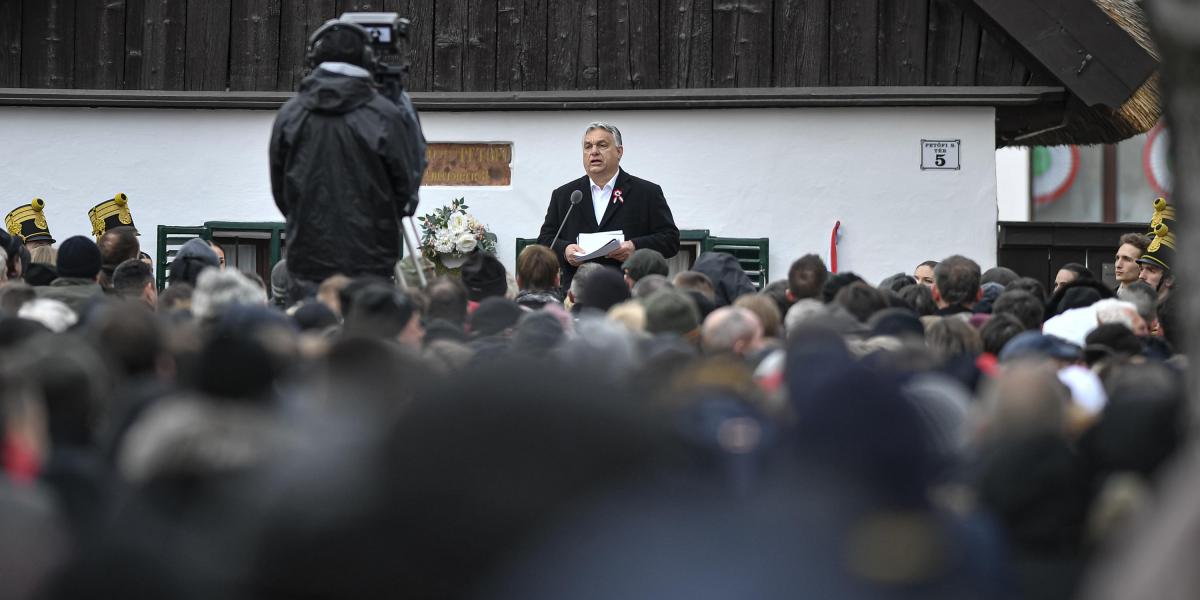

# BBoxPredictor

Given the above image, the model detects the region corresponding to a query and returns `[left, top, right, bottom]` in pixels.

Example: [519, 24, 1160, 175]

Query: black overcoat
[537, 171, 680, 290]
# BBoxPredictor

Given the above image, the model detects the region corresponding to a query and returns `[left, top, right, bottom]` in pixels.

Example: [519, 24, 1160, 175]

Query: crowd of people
[0, 197, 1187, 598]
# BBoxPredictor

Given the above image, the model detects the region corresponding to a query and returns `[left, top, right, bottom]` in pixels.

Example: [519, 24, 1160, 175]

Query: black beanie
[56, 236, 102, 279]
[461, 252, 508, 302]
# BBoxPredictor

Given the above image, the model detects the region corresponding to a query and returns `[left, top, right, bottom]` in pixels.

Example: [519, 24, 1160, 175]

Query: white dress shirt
[588, 169, 620, 227]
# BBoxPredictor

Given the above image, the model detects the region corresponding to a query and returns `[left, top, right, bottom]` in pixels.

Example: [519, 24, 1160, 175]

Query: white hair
[192, 269, 268, 321]
[784, 298, 826, 333]
[562, 314, 638, 379]
[0, 246, 7, 282]
[18, 298, 78, 333]
[702, 306, 761, 353]
[1093, 298, 1139, 330]
[584, 121, 623, 146]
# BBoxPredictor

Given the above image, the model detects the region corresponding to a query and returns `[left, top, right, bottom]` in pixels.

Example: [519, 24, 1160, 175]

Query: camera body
[308, 12, 412, 103]
[335, 12, 410, 65]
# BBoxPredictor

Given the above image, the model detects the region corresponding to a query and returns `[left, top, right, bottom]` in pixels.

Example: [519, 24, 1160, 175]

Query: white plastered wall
[0, 105, 997, 284]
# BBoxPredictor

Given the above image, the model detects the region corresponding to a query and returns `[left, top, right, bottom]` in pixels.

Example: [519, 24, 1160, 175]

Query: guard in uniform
[88, 193, 138, 239]
[89, 193, 152, 267]
[1137, 197, 1175, 297]
[5, 199, 56, 248]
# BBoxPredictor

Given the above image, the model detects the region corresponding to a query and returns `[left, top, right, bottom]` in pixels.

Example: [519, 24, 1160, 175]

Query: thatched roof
[1015, 0, 1161, 146]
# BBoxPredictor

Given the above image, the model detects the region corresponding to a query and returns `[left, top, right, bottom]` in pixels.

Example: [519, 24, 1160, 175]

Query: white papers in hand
[573, 231, 624, 262]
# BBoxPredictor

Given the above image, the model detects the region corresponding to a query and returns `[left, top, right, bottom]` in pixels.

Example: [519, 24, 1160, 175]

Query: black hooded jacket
[270, 66, 426, 281]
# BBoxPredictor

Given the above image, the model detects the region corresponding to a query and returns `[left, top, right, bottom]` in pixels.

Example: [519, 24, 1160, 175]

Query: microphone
[550, 189, 584, 252]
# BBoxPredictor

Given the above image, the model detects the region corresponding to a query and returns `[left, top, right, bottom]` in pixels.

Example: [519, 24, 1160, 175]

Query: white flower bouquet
[417, 198, 497, 270]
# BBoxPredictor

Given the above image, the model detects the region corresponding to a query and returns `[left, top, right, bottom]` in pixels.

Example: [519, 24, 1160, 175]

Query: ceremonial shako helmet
[89, 193, 138, 239]
[1138, 197, 1175, 272]
[5, 199, 55, 244]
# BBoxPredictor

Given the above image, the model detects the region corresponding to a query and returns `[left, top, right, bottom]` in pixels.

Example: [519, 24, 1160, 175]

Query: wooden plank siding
[0, 1, 20, 88]
[21, 0, 75, 89]
[7, 0, 1048, 94]
[229, 0, 282, 91]
[74, 0, 126, 90]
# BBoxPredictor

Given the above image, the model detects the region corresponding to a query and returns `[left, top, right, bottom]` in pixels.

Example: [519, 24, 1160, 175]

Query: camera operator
[270, 19, 427, 305]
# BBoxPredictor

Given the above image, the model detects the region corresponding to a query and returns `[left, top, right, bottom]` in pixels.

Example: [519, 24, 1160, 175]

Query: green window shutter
[515, 238, 538, 263]
[156, 225, 209, 290]
[701, 236, 770, 290]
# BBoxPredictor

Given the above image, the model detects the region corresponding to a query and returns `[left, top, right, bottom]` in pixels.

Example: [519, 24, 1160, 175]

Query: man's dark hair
[112, 258, 154, 298]
[762, 279, 791, 315]
[158, 284, 193, 311]
[98, 226, 140, 272]
[981, 313, 1026, 355]
[1005, 276, 1047, 303]
[898, 283, 936, 316]
[1059, 262, 1093, 281]
[672, 271, 713, 300]
[933, 255, 981, 306]
[981, 266, 1020, 287]
[925, 316, 982, 359]
[338, 276, 393, 322]
[1119, 232, 1151, 254]
[834, 282, 888, 323]
[821, 271, 865, 304]
[992, 290, 1044, 331]
[918, 260, 939, 270]
[788, 254, 828, 301]
[344, 283, 418, 340]
[84, 302, 163, 380]
[425, 277, 469, 325]
[878, 273, 916, 293]
[1157, 294, 1181, 353]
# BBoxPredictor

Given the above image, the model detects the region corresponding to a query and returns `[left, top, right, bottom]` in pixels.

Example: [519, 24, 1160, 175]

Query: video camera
[313, 12, 412, 104]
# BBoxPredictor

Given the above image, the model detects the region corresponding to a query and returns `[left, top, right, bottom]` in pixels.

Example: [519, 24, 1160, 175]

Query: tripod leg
[401, 216, 428, 289]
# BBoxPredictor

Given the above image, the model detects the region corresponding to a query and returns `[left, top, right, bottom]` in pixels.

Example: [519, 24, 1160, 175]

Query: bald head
[701, 306, 763, 357]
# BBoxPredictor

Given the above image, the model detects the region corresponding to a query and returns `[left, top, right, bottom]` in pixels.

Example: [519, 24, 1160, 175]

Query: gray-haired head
[584, 122, 622, 147]
[1116, 281, 1157, 324]
[569, 262, 606, 304]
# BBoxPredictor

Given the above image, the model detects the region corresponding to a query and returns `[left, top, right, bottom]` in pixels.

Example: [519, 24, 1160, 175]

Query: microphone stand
[551, 190, 584, 250]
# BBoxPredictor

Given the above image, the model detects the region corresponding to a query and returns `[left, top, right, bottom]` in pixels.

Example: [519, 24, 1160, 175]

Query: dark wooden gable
[964, 0, 1156, 108]
[6, 0, 1052, 93]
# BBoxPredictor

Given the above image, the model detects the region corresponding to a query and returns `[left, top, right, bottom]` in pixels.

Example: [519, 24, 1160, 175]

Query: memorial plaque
[423, 143, 512, 186]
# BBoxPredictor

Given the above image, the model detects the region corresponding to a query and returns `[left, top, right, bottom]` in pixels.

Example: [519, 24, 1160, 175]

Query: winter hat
[169, 238, 220, 287]
[642, 289, 700, 336]
[692, 252, 757, 306]
[270, 259, 291, 305]
[56, 236, 102, 279]
[973, 282, 1006, 314]
[999, 331, 1081, 362]
[621, 249, 669, 282]
[469, 297, 522, 338]
[461, 252, 507, 302]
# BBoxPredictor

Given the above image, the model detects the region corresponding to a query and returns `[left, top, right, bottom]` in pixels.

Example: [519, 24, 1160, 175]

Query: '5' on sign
[921, 139, 961, 171]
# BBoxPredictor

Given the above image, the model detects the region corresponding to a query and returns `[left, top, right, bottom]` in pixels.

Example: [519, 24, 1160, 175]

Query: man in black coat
[538, 122, 680, 291]
[270, 21, 426, 303]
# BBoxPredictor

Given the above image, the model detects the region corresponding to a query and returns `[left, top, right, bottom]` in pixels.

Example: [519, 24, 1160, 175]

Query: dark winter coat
[270, 66, 426, 281]
[538, 171, 679, 291]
